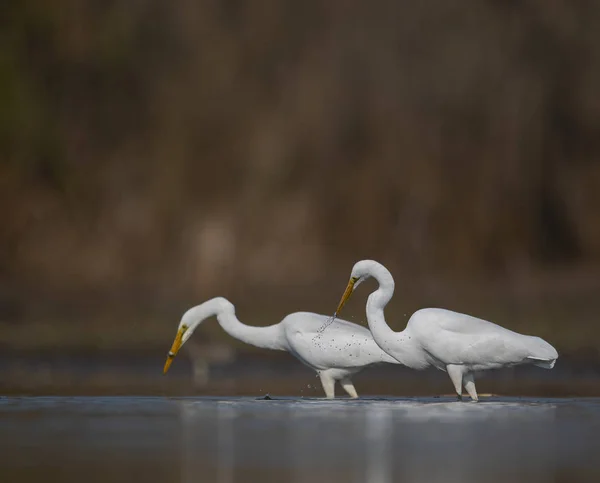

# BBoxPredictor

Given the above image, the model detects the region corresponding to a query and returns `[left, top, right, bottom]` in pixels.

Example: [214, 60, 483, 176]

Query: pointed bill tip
[163, 355, 174, 374]
[163, 326, 186, 375]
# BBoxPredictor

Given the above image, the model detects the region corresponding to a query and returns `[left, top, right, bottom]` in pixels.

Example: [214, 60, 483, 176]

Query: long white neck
[183, 299, 286, 351]
[363, 263, 429, 369]
[216, 310, 285, 351]
[364, 265, 399, 356]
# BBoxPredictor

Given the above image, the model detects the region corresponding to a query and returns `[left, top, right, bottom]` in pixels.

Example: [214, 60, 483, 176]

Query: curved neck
[363, 266, 428, 369]
[365, 267, 399, 354]
[215, 309, 286, 351]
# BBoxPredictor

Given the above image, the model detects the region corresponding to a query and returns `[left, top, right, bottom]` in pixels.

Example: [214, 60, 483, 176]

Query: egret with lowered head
[332, 260, 558, 401]
[163, 297, 401, 398]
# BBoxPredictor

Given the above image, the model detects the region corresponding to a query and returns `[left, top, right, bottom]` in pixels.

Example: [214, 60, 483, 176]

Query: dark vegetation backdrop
[1, 0, 599, 394]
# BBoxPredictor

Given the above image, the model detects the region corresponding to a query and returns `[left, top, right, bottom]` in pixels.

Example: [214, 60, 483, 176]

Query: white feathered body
[382, 308, 558, 373]
[175, 298, 401, 397]
[279, 312, 399, 377]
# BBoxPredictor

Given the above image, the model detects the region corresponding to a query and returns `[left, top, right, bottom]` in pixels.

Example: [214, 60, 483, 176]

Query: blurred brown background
[1, 0, 599, 396]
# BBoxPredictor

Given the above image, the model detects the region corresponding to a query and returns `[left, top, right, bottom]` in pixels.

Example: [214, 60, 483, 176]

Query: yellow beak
[163, 326, 187, 374]
[335, 277, 358, 317]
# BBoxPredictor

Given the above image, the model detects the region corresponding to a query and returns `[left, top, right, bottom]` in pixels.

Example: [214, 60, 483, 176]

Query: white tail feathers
[527, 356, 556, 369]
[526, 337, 558, 369]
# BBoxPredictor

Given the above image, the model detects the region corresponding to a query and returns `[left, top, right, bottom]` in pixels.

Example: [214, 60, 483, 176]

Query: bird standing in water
[164, 297, 401, 398]
[331, 260, 558, 401]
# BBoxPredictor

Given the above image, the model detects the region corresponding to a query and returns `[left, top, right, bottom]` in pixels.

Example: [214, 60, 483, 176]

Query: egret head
[334, 260, 391, 317]
[163, 297, 234, 374]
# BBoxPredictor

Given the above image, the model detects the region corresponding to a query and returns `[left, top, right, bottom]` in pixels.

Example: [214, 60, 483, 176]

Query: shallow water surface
[1, 396, 599, 482]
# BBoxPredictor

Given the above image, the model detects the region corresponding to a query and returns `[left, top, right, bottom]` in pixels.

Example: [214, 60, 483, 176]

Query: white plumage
[333, 260, 558, 401]
[163, 297, 400, 398]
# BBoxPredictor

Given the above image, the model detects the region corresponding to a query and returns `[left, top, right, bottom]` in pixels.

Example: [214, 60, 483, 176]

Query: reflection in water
[2, 397, 599, 483]
[179, 401, 198, 483]
[174, 398, 565, 483]
[396, 402, 558, 483]
[365, 406, 392, 483]
[289, 406, 318, 483]
[179, 401, 237, 483]
[217, 403, 236, 483]
[287, 407, 311, 483]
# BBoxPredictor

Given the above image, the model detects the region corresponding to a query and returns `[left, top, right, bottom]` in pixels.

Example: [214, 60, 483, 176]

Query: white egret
[332, 260, 558, 401]
[163, 297, 400, 398]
